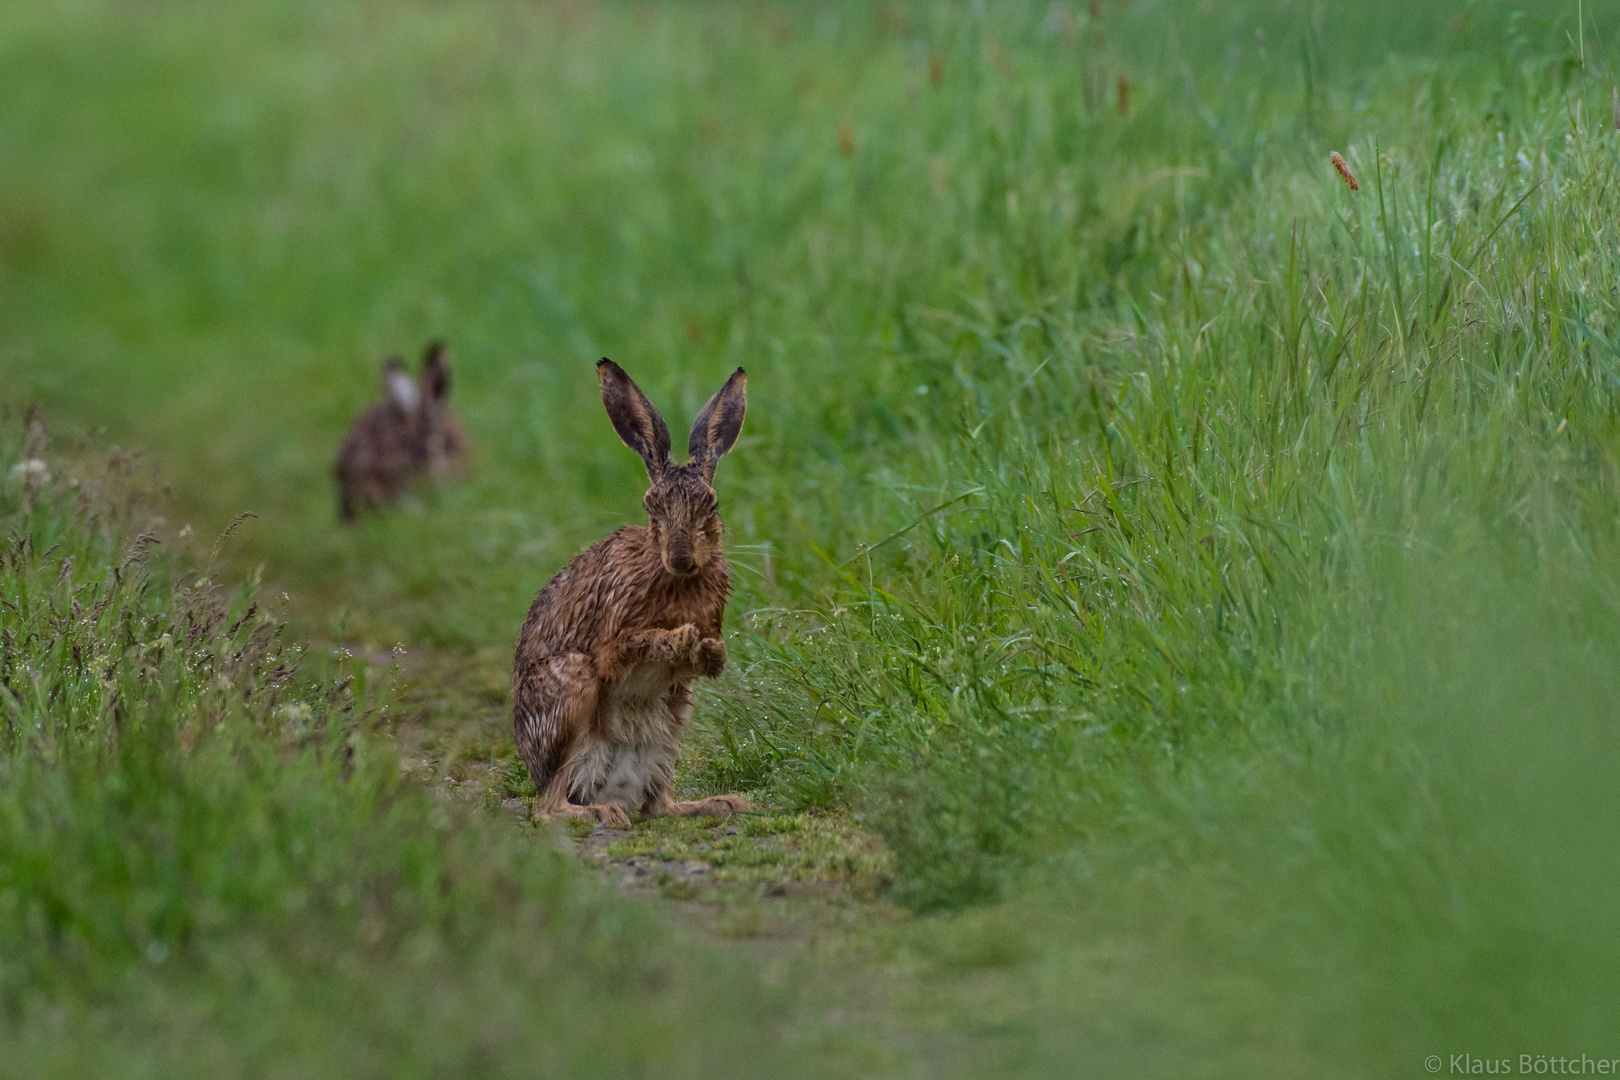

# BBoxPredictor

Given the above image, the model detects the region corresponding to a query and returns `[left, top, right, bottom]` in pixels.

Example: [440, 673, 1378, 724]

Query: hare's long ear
[383, 357, 420, 413]
[688, 368, 746, 479]
[598, 358, 671, 481]
[421, 341, 451, 402]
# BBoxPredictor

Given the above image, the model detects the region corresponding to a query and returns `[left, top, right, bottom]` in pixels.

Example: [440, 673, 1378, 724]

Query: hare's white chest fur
[569, 662, 693, 809]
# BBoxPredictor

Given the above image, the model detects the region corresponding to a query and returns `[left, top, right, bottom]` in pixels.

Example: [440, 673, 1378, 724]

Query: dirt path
[358, 638, 905, 943]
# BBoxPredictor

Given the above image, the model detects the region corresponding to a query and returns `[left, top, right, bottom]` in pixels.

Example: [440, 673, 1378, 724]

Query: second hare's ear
[599, 358, 671, 481]
[421, 341, 451, 401]
[688, 368, 746, 479]
[383, 357, 421, 413]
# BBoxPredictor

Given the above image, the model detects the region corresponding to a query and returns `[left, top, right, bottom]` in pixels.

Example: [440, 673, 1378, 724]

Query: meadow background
[3, 0, 1619, 1075]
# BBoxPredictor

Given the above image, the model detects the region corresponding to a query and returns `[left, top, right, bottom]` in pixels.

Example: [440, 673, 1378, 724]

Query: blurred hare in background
[334, 341, 467, 522]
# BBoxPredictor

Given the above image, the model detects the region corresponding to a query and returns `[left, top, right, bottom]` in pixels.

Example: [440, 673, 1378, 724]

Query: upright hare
[334, 341, 467, 521]
[512, 359, 751, 824]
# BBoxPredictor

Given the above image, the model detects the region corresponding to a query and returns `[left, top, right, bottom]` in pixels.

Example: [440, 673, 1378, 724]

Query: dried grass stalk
[1330, 151, 1360, 191]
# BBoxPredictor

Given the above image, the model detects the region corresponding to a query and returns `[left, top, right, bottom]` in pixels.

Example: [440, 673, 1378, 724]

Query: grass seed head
[1330, 151, 1359, 191]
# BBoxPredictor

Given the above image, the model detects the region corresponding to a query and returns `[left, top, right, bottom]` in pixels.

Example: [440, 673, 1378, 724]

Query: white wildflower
[9, 459, 49, 484]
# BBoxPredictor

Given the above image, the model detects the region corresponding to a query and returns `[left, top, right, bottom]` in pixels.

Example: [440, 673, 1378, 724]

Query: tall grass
[686, 3, 1620, 1064]
[699, 0, 1619, 867]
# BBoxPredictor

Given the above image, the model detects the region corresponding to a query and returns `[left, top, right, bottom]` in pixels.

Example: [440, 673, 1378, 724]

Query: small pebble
[725, 825, 739, 835]
[697, 843, 711, 853]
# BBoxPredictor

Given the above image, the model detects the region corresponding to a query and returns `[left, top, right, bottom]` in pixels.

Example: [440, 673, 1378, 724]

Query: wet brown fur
[334, 341, 467, 522]
[512, 359, 749, 824]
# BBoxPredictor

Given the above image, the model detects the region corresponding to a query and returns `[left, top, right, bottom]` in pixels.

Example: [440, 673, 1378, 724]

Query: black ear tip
[424, 340, 447, 361]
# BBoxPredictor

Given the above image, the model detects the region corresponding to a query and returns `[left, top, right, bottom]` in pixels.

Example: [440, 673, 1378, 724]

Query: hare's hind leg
[643, 788, 752, 818]
[639, 685, 752, 819]
[663, 794, 752, 818]
[513, 654, 628, 827]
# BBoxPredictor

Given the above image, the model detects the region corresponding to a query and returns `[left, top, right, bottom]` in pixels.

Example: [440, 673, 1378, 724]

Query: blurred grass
[4, 0, 1620, 1075]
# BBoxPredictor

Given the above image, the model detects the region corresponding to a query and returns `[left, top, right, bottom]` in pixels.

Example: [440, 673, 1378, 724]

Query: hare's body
[512, 360, 749, 824]
[425, 411, 469, 480]
[335, 342, 466, 521]
[335, 400, 423, 516]
[514, 528, 729, 815]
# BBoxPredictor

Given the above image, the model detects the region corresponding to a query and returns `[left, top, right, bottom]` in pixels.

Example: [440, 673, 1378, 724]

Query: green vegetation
[0, 426, 849, 1077]
[4, 0, 1619, 1074]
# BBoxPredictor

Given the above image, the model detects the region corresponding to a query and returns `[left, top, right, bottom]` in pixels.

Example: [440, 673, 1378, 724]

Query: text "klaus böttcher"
[1427, 1057, 1620, 1075]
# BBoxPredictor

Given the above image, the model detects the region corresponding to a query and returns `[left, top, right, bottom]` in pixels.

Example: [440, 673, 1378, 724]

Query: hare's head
[380, 341, 456, 441]
[599, 358, 746, 578]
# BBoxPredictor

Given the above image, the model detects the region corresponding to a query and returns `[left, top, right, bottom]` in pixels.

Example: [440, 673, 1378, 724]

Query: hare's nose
[668, 550, 697, 574]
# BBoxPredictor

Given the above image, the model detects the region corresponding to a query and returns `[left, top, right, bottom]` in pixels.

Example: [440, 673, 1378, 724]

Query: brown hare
[334, 341, 467, 522]
[512, 359, 751, 825]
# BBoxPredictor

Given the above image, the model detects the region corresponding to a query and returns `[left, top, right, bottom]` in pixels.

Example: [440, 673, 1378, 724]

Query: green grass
[0, 425, 869, 1077]
[589, 810, 892, 897]
[4, 0, 1620, 1074]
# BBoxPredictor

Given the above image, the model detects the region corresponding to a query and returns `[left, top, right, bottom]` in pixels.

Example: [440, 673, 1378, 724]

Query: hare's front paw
[664, 623, 701, 663]
[693, 637, 726, 678]
[581, 803, 631, 826]
[537, 802, 630, 827]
